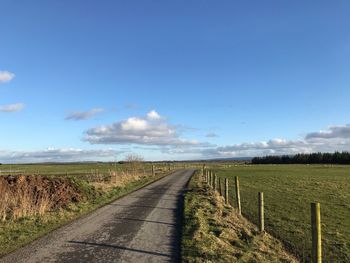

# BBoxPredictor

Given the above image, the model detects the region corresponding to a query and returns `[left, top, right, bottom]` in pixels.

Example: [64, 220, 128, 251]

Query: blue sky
[1, 1, 350, 163]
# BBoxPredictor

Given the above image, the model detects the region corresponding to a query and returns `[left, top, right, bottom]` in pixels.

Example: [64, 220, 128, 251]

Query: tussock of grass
[182, 172, 299, 263]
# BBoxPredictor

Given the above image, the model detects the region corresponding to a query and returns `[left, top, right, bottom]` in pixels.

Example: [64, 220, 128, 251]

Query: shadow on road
[108, 203, 177, 211]
[113, 217, 175, 226]
[68, 241, 172, 258]
[129, 196, 178, 202]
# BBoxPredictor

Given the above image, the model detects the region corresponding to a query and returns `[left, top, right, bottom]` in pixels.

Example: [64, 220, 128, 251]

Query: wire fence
[201, 167, 346, 263]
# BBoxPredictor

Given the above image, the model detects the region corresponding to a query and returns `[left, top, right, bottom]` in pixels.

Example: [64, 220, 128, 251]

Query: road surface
[1, 169, 194, 263]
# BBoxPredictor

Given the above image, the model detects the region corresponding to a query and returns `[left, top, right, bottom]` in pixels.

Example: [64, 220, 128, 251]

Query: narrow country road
[1, 169, 194, 263]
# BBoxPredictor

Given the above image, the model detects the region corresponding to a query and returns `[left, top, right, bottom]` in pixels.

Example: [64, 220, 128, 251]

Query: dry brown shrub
[0, 175, 83, 221]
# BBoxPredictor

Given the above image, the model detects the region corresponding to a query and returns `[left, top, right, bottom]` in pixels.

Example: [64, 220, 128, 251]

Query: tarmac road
[0, 169, 194, 263]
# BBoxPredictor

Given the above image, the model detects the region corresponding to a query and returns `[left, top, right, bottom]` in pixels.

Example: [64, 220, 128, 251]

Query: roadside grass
[0, 172, 168, 257]
[214, 164, 350, 262]
[182, 171, 298, 263]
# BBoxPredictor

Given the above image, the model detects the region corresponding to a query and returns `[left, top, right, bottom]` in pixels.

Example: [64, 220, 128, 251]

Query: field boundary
[182, 170, 299, 262]
[203, 168, 323, 263]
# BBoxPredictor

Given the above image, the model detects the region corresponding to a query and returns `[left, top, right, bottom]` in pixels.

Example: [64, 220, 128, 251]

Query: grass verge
[0, 172, 170, 257]
[182, 171, 299, 263]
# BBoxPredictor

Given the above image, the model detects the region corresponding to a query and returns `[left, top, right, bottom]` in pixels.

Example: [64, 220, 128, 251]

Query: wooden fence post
[213, 174, 217, 192]
[225, 178, 229, 205]
[258, 192, 264, 232]
[212, 172, 215, 189]
[152, 165, 155, 176]
[218, 177, 222, 196]
[311, 203, 322, 263]
[208, 171, 210, 186]
[235, 176, 242, 215]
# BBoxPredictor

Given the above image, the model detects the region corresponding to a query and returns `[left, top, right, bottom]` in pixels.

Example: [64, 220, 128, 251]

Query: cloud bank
[84, 111, 350, 159]
[0, 71, 15, 83]
[305, 124, 350, 140]
[3, 107, 350, 162]
[0, 148, 122, 164]
[206, 124, 350, 158]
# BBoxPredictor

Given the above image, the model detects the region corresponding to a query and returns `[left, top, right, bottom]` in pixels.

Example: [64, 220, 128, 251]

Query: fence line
[203, 168, 323, 263]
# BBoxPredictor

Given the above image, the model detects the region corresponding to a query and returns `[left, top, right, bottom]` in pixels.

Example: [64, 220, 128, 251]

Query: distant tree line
[251, 151, 350, 164]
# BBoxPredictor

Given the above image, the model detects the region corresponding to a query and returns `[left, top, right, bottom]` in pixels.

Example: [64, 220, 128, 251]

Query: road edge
[178, 169, 198, 263]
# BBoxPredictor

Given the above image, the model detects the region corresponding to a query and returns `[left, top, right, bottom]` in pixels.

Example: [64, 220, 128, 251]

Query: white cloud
[121, 117, 148, 131]
[158, 123, 350, 158]
[0, 148, 122, 164]
[85, 110, 203, 147]
[305, 124, 350, 140]
[65, 108, 104, 121]
[147, 110, 161, 120]
[0, 103, 25, 112]
[0, 70, 15, 83]
[205, 139, 311, 157]
[203, 124, 350, 158]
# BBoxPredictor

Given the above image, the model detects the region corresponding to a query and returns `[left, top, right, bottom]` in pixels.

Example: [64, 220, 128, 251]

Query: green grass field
[0, 162, 188, 182]
[0, 163, 149, 177]
[213, 164, 350, 262]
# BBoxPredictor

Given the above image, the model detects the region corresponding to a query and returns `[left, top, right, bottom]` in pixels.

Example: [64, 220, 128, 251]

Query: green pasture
[214, 164, 350, 262]
[0, 162, 176, 177]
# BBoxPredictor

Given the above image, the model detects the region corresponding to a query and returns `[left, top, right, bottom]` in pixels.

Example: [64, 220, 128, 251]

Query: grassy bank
[0, 172, 168, 257]
[213, 165, 350, 262]
[182, 171, 298, 263]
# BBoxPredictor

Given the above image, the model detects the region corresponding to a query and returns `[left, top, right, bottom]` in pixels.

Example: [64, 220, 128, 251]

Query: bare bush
[124, 154, 144, 176]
